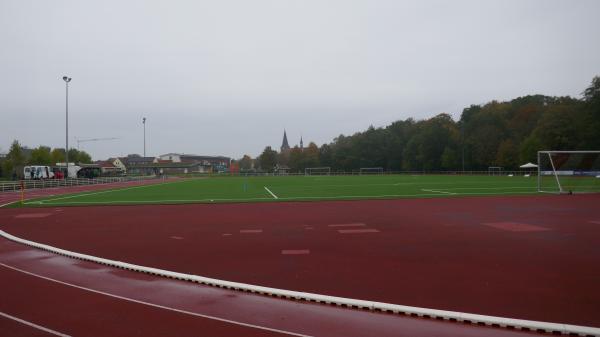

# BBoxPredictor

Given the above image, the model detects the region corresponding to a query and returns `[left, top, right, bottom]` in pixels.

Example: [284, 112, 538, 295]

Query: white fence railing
[195, 170, 536, 177]
[0, 176, 160, 193]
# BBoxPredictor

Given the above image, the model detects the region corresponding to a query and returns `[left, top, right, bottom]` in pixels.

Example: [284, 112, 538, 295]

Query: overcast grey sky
[1, 0, 599, 160]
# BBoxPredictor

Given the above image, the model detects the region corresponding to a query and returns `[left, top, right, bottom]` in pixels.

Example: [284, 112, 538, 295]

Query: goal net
[537, 151, 600, 194]
[488, 167, 503, 176]
[359, 167, 384, 175]
[305, 167, 331, 176]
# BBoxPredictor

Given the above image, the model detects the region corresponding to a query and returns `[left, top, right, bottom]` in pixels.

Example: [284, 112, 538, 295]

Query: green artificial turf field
[19, 174, 544, 207]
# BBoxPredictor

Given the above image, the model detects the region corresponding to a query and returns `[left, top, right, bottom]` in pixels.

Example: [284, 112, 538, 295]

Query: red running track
[0, 237, 541, 337]
[1, 194, 599, 329]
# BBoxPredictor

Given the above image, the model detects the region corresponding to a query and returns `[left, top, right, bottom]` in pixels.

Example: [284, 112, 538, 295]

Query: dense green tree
[258, 146, 278, 172]
[318, 144, 333, 168]
[288, 146, 304, 172]
[581, 76, 600, 149]
[51, 148, 65, 164]
[66, 148, 92, 164]
[2, 140, 25, 179]
[262, 76, 599, 172]
[519, 135, 543, 164]
[78, 150, 92, 164]
[496, 139, 519, 168]
[29, 146, 53, 165]
[385, 119, 415, 170]
[304, 142, 320, 168]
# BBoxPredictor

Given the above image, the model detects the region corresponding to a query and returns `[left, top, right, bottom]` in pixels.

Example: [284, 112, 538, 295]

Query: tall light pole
[142, 117, 146, 157]
[62, 76, 72, 178]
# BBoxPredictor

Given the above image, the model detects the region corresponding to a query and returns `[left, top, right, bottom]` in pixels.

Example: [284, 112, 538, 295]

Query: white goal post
[488, 166, 503, 176]
[359, 167, 384, 175]
[305, 167, 331, 176]
[537, 150, 600, 194]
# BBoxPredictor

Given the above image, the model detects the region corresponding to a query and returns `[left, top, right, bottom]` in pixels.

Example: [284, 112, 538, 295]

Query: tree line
[250, 76, 600, 173]
[0, 140, 92, 179]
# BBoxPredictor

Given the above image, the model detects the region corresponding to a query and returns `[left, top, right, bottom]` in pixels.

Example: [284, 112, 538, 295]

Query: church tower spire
[280, 130, 290, 153]
[300, 135, 304, 151]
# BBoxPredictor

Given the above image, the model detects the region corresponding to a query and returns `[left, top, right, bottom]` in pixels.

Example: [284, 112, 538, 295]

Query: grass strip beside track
[17, 175, 540, 207]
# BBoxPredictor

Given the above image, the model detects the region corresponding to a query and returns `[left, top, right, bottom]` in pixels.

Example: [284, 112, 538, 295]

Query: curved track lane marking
[0, 262, 311, 337]
[0, 311, 72, 337]
[2, 230, 599, 336]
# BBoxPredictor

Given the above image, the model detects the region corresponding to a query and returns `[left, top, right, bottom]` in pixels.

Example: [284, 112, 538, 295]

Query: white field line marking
[421, 189, 455, 195]
[29, 180, 187, 204]
[0, 311, 72, 337]
[31, 191, 542, 206]
[0, 263, 311, 337]
[441, 186, 534, 190]
[0, 201, 19, 208]
[263, 186, 279, 199]
[2, 231, 599, 336]
[391, 181, 517, 186]
[275, 182, 534, 189]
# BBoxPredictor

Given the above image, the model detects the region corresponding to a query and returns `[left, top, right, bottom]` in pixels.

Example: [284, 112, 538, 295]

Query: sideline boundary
[1, 230, 598, 336]
[25, 191, 538, 206]
[31, 179, 187, 204]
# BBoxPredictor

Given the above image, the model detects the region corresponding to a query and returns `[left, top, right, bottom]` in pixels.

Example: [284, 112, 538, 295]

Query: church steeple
[280, 130, 290, 153]
[300, 135, 304, 151]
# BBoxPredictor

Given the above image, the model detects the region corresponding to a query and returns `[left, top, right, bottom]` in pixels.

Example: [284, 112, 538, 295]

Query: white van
[24, 166, 55, 180]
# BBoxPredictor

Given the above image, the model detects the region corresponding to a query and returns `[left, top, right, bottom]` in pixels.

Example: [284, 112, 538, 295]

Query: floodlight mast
[142, 117, 147, 157]
[63, 76, 72, 178]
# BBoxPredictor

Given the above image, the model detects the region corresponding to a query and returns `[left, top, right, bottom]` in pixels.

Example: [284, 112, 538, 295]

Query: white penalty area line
[0, 311, 71, 337]
[264, 186, 279, 199]
[0, 263, 311, 337]
[421, 189, 455, 195]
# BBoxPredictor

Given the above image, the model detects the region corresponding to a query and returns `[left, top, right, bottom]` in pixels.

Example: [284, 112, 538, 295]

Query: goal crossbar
[359, 167, 384, 175]
[305, 167, 331, 176]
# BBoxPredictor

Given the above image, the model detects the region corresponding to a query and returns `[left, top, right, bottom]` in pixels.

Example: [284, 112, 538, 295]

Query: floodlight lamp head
[62, 76, 71, 82]
[143, 117, 146, 123]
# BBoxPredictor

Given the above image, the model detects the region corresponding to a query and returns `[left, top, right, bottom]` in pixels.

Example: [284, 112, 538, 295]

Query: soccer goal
[537, 151, 600, 194]
[305, 167, 331, 176]
[488, 166, 503, 176]
[359, 167, 384, 175]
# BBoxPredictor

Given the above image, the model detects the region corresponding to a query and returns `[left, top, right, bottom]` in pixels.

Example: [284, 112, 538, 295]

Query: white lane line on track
[0, 263, 311, 337]
[328, 223, 366, 228]
[3, 232, 599, 336]
[264, 186, 279, 199]
[0, 311, 72, 337]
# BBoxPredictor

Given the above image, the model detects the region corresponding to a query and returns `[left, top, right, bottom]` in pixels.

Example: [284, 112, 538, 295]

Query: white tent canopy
[519, 162, 538, 168]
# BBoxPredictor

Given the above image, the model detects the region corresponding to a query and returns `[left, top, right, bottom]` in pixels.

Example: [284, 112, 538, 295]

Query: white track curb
[1, 229, 598, 336]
